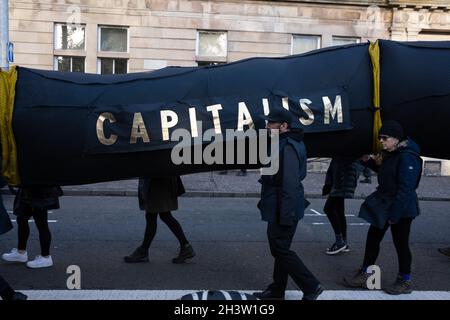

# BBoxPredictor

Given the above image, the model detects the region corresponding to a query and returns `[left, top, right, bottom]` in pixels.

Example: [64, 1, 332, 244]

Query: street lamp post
[0, 0, 9, 71]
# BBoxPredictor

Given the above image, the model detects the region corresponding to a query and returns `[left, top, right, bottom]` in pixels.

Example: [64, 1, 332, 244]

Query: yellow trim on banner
[0, 66, 20, 185]
[369, 41, 383, 154]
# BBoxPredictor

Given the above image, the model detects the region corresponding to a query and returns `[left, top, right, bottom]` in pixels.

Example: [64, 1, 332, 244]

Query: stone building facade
[6, 0, 450, 174]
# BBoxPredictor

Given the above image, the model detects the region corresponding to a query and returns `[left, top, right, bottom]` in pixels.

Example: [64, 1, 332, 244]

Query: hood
[280, 128, 304, 142]
[398, 138, 421, 155]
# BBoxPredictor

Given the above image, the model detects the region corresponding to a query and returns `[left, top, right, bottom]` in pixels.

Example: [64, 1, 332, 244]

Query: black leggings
[141, 211, 188, 250]
[324, 197, 347, 240]
[17, 208, 51, 257]
[363, 218, 413, 275]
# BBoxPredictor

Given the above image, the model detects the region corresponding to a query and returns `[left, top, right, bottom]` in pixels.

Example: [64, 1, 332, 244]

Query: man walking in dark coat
[253, 108, 323, 301]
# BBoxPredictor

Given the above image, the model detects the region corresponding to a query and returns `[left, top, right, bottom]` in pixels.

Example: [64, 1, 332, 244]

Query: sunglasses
[378, 135, 390, 141]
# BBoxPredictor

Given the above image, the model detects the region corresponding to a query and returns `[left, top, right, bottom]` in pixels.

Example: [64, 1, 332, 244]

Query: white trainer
[26, 255, 53, 269]
[2, 248, 28, 263]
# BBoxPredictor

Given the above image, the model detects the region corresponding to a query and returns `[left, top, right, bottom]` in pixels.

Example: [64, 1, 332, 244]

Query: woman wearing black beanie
[343, 120, 423, 295]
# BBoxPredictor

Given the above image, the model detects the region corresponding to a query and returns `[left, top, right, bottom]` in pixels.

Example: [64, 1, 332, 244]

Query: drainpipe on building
[0, 0, 9, 71]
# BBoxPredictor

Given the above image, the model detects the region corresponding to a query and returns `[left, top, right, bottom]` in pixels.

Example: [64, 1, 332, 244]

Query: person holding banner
[124, 176, 195, 264]
[0, 177, 27, 300]
[322, 158, 360, 255]
[343, 120, 422, 295]
[2, 186, 63, 269]
[254, 108, 323, 301]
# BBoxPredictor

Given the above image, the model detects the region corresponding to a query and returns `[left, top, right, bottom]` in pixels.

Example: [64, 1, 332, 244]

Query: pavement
[47, 171, 450, 201]
[2, 170, 450, 200]
[1, 196, 449, 297]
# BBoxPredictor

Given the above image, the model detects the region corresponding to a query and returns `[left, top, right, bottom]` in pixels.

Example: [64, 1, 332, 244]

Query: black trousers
[141, 211, 188, 250]
[267, 222, 320, 295]
[324, 196, 346, 240]
[363, 218, 413, 274]
[17, 206, 51, 257]
[0, 275, 10, 292]
[0, 275, 14, 300]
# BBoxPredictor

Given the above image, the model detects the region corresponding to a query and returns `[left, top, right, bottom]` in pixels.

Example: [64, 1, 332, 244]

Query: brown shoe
[343, 269, 370, 288]
[384, 276, 412, 295]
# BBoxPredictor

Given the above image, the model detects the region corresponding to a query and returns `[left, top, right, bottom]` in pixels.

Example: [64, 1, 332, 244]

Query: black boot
[438, 247, 450, 257]
[11, 292, 28, 300]
[253, 288, 284, 300]
[172, 244, 196, 264]
[124, 247, 149, 263]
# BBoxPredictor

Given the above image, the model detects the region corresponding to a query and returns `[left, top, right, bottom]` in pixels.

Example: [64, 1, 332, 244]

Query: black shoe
[438, 247, 450, 257]
[253, 289, 284, 300]
[302, 284, 324, 301]
[325, 242, 349, 255]
[172, 244, 196, 264]
[11, 292, 28, 300]
[124, 247, 149, 263]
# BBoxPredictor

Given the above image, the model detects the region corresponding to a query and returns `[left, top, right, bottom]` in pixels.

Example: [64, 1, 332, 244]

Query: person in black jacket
[343, 120, 422, 295]
[124, 176, 195, 264]
[2, 186, 63, 269]
[0, 177, 27, 300]
[322, 158, 360, 255]
[253, 108, 323, 301]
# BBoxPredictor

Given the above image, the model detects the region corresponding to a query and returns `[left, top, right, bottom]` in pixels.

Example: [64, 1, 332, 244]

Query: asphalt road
[0, 195, 449, 292]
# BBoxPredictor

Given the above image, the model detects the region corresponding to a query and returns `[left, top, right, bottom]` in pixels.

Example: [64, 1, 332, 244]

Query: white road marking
[8, 210, 53, 214]
[311, 222, 369, 226]
[17, 289, 450, 300]
[11, 220, 58, 223]
[307, 209, 354, 217]
[305, 214, 355, 217]
[310, 209, 323, 216]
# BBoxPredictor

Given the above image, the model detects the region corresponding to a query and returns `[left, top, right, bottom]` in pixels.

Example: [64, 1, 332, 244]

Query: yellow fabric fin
[369, 40, 383, 154]
[0, 66, 20, 185]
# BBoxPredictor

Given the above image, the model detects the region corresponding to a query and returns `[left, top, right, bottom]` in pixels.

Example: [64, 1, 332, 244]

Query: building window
[197, 61, 225, 67]
[196, 31, 227, 58]
[99, 26, 128, 52]
[55, 56, 85, 72]
[291, 35, 321, 54]
[424, 160, 441, 176]
[332, 36, 361, 46]
[54, 23, 85, 50]
[418, 31, 450, 41]
[98, 58, 128, 74]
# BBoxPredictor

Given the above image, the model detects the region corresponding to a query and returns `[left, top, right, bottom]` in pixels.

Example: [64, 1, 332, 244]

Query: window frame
[54, 23, 86, 51]
[98, 25, 130, 53]
[331, 36, 361, 46]
[97, 57, 129, 75]
[196, 30, 228, 62]
[54, 55, 86, 73]
[290, 34, 322, 55]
